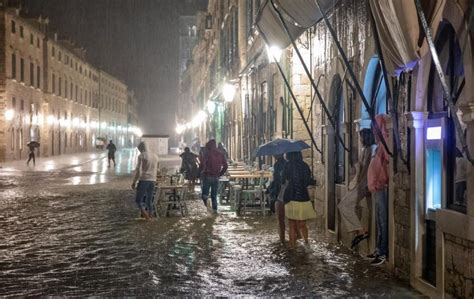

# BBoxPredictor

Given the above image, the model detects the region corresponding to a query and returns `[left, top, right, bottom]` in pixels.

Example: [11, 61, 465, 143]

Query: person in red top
[366, 115, 390, 266]
[200, 139, 228, 213]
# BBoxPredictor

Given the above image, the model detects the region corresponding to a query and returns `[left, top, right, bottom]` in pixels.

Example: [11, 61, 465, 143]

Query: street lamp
[207, 100, 216, 114]
[191, 110, 207, 128]
[223, 83, 236, 102]
[176, 123, 186, 134]
[5, 109, 14, 121]
[47, 115, 56, 125]
[266, 45, 283, 62]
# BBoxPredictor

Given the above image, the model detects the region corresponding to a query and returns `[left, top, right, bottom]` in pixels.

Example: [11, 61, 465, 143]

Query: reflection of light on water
[101, 159, 108, 173]
[100, 174, 106, 183]
[73, 167, 82, 172]
[71, 176, 81, 185]
[90, 154, 97, 159]
[71, 158, 80, 165]
[91, 160, 98, 173]
[44, 161, 56, 171]
[89, 174, 98, 184]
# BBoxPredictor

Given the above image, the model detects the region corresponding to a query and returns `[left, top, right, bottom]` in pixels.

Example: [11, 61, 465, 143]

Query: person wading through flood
[200, 139, 228, 214]
[266, 154, 287, 243]
[26, 143, 36, 167]
[281, 151, 316, 249]
[106, 140, 117, 167]
[337, 128, 375, 249]
[131, 142, 159, 220]
[180, 147, 200, 194]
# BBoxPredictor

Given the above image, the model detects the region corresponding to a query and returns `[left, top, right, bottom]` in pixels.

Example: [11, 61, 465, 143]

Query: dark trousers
[27, 153, 35, 166]
[201, 176, 219, 210]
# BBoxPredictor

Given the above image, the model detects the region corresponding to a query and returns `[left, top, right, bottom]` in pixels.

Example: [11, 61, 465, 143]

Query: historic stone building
[0, 6, 139, 162]
[180, 0, 474, 297]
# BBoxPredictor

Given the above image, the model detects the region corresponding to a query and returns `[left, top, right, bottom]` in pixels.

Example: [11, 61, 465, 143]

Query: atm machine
[423, 117, 449, 285]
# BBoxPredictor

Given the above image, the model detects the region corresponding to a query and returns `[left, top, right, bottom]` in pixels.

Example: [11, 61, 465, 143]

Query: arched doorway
[361, 55, 387, 128]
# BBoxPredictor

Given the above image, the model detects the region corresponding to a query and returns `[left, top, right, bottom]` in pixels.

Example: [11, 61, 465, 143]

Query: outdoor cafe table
[228, 171, 272, 189]
[228, 171, 273, 179]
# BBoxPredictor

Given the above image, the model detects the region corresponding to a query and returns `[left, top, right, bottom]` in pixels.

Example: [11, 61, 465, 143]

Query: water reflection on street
[0, 151, 418, 297]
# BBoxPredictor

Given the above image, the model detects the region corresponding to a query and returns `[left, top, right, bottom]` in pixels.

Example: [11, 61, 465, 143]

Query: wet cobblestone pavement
[0, 151, 421, 297]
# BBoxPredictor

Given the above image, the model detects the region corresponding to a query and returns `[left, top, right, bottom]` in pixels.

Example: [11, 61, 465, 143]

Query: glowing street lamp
[266, 45, 283, 62]
[223, 83, 236, 102]
[207, 100, 216, 114]
[5, 109, 14, 121]
[191, 110, 207, 128]
[134, 127, 143, 137]
[72, 117, 80, 128]
[176, 124, 186, 134]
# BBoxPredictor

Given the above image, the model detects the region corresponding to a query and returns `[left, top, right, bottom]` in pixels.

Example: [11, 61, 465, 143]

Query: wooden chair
[238, 176, 268, 216]
[155, 186, 188, 217]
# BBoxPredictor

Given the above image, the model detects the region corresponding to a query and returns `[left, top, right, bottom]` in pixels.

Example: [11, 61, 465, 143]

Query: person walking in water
[180, 147, 200, 193]
[26, 143, 36, 167]
[266, 154, 287, 243]
[131, 142, 159, 220]
[106, 140, 117, 167]
[200, 139, 228, 214]
[281, 151, 316, 249]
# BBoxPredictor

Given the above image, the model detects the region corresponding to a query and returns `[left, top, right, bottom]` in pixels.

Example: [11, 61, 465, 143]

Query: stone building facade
[180, 0, 474, 297]
[0, 7, 139, 162]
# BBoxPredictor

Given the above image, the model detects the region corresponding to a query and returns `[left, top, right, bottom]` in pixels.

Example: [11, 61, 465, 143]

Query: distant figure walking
[106, 140, 117, 167]
[180, 147, 200, 192]
[200, 139, 228, 214]
[132, 142, 159, 220]
[26, 143, 36, 167]
[281, 151, 316, 249]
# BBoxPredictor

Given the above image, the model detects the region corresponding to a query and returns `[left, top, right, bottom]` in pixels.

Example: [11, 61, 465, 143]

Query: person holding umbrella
[255, 138, 313, 247]
[265, 154, 287, 243]
[26, 141, 40, 167]
[281, 151, 316, 250]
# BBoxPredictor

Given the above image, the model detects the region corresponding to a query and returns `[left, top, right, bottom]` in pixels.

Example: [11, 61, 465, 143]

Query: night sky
[22, 0, 206, 135]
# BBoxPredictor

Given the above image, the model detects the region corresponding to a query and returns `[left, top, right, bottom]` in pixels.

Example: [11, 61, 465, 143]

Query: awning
[256, 0, 338, 49]
[369, 0, 446, 75]
[255, 0, 306, 49]
[274, 0, 338, 28]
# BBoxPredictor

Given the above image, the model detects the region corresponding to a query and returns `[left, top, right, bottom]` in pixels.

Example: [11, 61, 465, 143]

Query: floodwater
[0, 151, 419, 297]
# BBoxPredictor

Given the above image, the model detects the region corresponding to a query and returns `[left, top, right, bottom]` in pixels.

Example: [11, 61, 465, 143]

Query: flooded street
[0, 150, 418, 297]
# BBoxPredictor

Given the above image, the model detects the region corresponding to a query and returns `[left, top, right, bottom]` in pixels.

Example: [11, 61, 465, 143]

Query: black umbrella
[27, 141, 40, 148]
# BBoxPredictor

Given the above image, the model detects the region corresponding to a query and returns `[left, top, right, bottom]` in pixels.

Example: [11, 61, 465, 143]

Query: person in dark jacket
[266, 154, 287, 243]
[200, 139, 228, 213]
[282, 151, 316, 249]
[106, 140, 117, 167]
[180, 147, 200, 192]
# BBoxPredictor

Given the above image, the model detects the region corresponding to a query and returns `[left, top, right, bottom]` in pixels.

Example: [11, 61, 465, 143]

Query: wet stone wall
[393, 171, 411, 281]
[444, 233, 474, 298]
